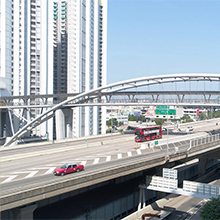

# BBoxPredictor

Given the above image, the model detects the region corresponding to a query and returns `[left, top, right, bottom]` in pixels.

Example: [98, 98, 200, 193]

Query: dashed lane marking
[127, 151, 132, 157]
[137, 149, 142, 155]
[1, 175, 18, 183]
[106, 156, 111, 161]
[13, 171, 39, 178]
[118, 153, 122, 159]
[44, 168, 56, 175]
[81, 161, 87, 166]
[93, 158, 100, 164]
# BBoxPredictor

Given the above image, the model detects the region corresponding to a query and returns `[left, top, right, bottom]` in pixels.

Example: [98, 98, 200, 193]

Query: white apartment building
[1, 0, 107, 141]
[1, 0, 54, 138]
[54, 0, 107, 139]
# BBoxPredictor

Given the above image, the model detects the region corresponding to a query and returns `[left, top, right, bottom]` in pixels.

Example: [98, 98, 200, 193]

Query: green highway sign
[156, 105, 170, 109]
[156, 108, 176, 115]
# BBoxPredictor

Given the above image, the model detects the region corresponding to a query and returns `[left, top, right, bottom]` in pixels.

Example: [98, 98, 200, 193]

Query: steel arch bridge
[3, 73, 220, 147]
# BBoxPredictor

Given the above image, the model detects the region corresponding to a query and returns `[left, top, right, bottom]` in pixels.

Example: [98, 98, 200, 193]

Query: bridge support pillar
[55, 109, 73, 140]
[11, 203, 37, 220]
[198, 156, 208, 178]
[55, 109, 65, 140]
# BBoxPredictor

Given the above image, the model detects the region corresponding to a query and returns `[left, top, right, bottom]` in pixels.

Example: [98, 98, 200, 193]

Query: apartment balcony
[31, 29, 36, 34]
[31, 44, 36, 49]
[31, 9, 36, 15]
[61, 30, 67, 34]
[31, 77, 36, 83]
[30, 50, 36, 55]
[31, 15, 36, 20]
[31, 66, 36, 71]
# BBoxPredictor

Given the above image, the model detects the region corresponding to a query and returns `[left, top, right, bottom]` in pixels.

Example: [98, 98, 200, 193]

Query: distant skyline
[107, 0, 220, 84]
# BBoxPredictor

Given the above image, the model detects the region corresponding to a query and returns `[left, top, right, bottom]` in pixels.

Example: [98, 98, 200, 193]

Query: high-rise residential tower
[0, 0, 54, 138]
[1, 0, 107, 141]
[53, 0, 107, 139]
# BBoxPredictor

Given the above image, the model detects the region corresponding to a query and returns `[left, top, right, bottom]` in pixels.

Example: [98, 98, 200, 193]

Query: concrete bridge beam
[198, 156, 208, 178]
[11, 203, 37, 220]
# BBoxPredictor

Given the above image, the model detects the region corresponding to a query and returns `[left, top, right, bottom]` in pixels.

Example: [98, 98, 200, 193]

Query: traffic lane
[0, 137, 137, 171]
[0, 133, 131, 156]
[0, 135, 136, 163]
[1, 131, 181, 161]
[0, 133, 183, 176]
[1, 149, 167, 195]
[179, 119, 220, 132]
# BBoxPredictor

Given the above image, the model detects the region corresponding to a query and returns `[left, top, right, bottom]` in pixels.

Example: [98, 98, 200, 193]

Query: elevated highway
[1, 120, 220, 214]
[1, 73, 220, 147]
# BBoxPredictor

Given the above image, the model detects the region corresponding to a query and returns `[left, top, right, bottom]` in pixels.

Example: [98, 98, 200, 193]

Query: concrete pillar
[198, 156, 208, 177]
[11, 203, 37, 220]
[55, 109, 65, 140]
[65, 109, 73, 139]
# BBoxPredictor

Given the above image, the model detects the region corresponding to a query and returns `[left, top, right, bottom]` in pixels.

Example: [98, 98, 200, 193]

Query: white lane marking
[106, 156, 111, 161]
[93, 158, 100, 164]
[30, 167, 57, 175]
[127, 151, 132, 157]
[81, 161, 87, 166]
[118, 153, 122, 159]
[44, 168, 56, 175]
[137, 149, 142, 155]
[1, 175, 18, 183]
[29, 167, 57, 175]
[30, 167, 56, 170]
[13, 171, 39, 178]
[25, 171, 39, 178]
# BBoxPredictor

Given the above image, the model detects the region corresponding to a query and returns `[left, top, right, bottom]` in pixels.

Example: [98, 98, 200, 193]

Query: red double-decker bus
[134, 125, 162, 142]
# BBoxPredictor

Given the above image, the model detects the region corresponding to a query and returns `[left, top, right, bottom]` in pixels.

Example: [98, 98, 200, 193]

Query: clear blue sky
[107, 0, 220, 84]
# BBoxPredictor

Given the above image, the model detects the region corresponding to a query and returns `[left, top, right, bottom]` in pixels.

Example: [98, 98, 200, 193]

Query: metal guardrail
[190, 133, 220, 149]
[146, 176, 178, 190]
[183, 180, 219, 198]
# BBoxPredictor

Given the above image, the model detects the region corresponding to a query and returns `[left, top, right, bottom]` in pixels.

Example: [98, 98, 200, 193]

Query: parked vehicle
[53, 163, 84, 176]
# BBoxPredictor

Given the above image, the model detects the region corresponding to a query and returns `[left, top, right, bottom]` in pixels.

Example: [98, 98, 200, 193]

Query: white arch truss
[3, 73, 220, 147]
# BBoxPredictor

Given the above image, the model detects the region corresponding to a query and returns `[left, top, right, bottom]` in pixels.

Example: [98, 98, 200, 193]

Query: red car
[53, 163, 84, 176]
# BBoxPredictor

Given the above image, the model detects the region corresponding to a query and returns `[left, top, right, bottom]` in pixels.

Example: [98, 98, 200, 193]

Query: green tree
[128, 114, 146, 122]
[180, 115, 193, 123]
[214, 110, 220, 118]
[119, 121, 124, 126]
[106, 118, 118, 126]
[200, 197, 220, 220]
[207, 111, 214, 119]
[199, 112, 206, 120]
[154, 118, 166, 125]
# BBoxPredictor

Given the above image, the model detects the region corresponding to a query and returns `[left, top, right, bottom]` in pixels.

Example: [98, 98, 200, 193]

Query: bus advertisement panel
[134, 125, 162, 142]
